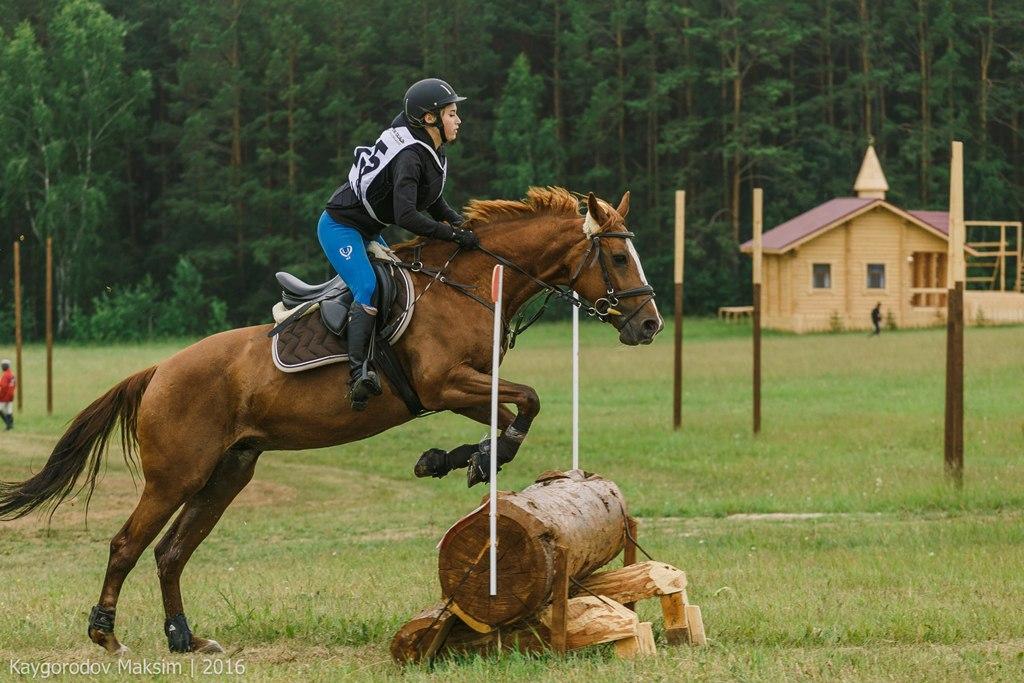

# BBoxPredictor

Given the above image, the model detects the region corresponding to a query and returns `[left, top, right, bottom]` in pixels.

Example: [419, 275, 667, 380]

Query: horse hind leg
[89, 477, 202, 655]
[153, 448, 261, 653]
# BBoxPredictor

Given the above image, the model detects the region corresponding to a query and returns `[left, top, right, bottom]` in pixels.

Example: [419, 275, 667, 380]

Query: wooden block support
[637, 622, 657, 655]
[660, 592, 689, 645]
[613, 621, 656, 659]
[623, 516, 638, 610]
[685, 604, 706, 646]
[550, 544, 569, 654]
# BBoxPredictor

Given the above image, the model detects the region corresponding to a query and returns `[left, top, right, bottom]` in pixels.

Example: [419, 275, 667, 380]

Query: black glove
[450, 227, 480, 250]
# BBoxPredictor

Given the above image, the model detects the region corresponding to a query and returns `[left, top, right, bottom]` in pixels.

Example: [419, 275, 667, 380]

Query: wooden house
[740, 146, 1024, 332]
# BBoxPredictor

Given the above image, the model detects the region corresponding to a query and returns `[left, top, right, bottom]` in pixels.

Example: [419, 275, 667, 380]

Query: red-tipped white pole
[489, 265, 504, 596]
[572, 291, 580, 471]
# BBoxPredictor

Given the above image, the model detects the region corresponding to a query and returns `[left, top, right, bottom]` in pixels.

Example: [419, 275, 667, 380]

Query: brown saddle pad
[271, 267, 414, 373]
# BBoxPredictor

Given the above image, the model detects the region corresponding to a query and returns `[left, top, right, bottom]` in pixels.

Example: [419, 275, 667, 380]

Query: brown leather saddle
[268, 260, 424, 414]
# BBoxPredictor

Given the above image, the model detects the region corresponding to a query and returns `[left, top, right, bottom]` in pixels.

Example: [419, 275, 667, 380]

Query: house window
[812, 263, 831, 289]
[866, 263, 886, 289]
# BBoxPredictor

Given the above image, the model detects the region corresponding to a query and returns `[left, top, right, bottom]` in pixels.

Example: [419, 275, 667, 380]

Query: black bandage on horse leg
[165, 612, 194, 653]
[505, 413, 534, 442]
[494, 413, 535, 466]
[445, 443, 478, 470]
[88, 605, 116, 634]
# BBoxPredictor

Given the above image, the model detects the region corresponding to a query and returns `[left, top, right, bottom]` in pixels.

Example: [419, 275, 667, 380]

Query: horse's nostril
[641, 318, 660, 335]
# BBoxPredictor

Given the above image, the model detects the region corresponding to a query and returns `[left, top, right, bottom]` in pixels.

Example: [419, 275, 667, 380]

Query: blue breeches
[317, 211, 386, 308]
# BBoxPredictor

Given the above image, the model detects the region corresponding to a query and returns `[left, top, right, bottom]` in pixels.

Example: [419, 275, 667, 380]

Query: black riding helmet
[404, 78, 466, 144]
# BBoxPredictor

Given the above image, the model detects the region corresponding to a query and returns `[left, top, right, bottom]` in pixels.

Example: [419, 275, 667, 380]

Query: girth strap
[373, 336, 427, 417]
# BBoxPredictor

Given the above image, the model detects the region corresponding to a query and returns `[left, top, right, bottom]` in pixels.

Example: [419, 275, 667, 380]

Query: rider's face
[429, 104, 460, 141]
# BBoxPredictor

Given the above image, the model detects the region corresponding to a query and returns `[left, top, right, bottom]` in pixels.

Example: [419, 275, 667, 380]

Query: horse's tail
[0, 366, 158, 521]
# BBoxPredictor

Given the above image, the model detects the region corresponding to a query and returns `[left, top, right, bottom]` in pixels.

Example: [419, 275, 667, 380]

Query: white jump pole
[572, 292, 580, 471]
[489, 265, 504, 596]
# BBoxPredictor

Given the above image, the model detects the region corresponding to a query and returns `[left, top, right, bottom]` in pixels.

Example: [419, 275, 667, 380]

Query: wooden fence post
[673, 190, 685, 430]
[944, 142, 965, 487]
[752, 188, 763, 435]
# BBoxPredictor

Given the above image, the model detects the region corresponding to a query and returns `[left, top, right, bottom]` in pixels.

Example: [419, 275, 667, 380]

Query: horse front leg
[414, 365, 540, 486]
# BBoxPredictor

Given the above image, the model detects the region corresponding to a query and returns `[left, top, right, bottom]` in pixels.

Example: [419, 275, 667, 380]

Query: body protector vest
[347, 126, 447, 225]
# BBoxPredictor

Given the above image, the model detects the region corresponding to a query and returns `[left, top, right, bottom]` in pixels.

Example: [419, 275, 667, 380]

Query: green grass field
[1, 319, 1023, 681]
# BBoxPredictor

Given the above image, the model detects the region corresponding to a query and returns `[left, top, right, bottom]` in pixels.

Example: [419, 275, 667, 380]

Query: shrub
[71, 276, 159, 342]
[156, 257, 229, 337]
[70, 258, 229, 341]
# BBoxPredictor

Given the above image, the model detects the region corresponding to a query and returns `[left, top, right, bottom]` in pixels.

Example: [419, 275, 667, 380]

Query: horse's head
[568, 192, 663, 345]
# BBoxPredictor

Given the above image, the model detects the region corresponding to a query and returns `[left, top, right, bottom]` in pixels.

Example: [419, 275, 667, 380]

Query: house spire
[854, 144, 889, 199]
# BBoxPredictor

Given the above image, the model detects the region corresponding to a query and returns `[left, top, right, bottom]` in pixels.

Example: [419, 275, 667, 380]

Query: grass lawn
[0, 319, 1022, 681]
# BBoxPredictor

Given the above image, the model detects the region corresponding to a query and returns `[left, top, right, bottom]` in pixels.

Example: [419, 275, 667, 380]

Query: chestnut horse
[0, 187, 662, 654]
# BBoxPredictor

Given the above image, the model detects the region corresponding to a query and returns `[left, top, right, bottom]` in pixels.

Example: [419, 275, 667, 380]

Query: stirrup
[348, 371, 381, 411]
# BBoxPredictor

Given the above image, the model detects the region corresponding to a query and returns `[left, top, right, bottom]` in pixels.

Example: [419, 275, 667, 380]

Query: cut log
[575, 561, 687, 605]
[392, 615, 538, 664]
[390, 595, 640, 664]
[390, 604, 452, 664]
[438, 470, 627, 627]
[538, 595, 638, 650]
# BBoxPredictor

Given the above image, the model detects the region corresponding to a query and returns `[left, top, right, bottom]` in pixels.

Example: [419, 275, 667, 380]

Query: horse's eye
[613, 254, 629, 267]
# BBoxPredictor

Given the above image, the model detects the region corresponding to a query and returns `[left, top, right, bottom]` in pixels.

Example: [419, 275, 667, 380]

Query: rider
[320, 78, 480, 411]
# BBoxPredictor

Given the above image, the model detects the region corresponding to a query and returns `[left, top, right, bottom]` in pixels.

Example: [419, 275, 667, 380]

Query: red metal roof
[741, 197, 875, 251]
[906, 210, 949, 234]
[740, 198, 952, 251]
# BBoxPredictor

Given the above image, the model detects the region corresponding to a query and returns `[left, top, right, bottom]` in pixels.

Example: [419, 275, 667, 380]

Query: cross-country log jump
[0, 186, 662, 655]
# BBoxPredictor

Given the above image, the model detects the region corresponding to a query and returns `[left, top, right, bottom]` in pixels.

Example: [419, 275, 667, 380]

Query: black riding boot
[2, 413, 11, 430]
[346, 303, 382, 411]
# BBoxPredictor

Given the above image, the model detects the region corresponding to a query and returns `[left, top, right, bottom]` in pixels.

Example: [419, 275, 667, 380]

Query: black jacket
[326, 113, 463, 240]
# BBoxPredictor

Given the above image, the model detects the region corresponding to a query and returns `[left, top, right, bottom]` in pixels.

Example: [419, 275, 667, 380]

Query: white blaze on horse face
[626, 238, 663, 324]
[625, 239, 649, 286]
[583, 211, 600, 237]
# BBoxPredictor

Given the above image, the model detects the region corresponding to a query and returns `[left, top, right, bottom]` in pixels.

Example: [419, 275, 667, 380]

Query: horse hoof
[414, 448, 450, 478]
[89, 626, 126, 655]
[114, 644, 130, 657]
[193, 637, 224, 654]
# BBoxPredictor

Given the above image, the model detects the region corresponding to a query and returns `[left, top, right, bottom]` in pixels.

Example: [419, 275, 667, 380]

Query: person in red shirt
[0, 359, 15, 430]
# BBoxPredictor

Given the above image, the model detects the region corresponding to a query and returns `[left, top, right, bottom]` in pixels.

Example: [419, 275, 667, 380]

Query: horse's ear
[586, 192, 605, 223]
[616, 191, 630, 218]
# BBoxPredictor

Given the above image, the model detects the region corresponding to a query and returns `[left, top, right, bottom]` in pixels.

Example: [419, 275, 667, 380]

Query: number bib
[347, 126, 447, 225]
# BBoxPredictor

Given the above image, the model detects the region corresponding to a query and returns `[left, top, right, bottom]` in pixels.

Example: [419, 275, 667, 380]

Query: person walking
[0, 360, 16, 430]
[870, 302, 882, 336]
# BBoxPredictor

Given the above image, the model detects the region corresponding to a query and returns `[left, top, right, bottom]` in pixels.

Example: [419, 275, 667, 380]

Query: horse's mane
[462, 186, 582, 228]
[392, 186, 582, 254]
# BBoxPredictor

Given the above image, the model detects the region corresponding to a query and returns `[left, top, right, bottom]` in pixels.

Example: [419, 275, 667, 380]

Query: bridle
[566, 226, 656, 324]
[389, 211, 657, 347]
[472, 214, 657, 345]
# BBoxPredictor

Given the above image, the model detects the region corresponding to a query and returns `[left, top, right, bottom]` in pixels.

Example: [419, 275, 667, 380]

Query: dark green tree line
[1, 0, 1022, 339]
